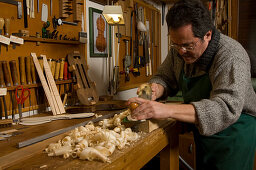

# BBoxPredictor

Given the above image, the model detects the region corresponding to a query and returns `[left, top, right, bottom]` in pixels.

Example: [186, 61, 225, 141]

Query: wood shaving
[45, 110, 140, 163]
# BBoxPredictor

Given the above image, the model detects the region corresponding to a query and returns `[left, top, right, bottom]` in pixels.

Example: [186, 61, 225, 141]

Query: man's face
[169, 24, 212, 64]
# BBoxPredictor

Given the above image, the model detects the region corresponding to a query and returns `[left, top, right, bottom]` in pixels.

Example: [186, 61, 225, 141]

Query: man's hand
[136, 83, 164, 101]
[127, 97, 171, 120]
[151, 83, 164, 100]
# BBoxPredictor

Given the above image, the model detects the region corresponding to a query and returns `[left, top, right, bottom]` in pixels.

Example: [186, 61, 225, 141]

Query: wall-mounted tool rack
[116, 0, 162, 91]
[0, 0, 86, 118]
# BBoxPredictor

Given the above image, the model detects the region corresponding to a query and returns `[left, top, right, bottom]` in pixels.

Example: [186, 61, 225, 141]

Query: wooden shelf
[7, 79, 74, 91]
[23, 37, 81, 45]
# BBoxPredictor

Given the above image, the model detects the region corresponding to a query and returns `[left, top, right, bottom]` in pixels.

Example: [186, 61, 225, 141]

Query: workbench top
[0, 106, 180, 170]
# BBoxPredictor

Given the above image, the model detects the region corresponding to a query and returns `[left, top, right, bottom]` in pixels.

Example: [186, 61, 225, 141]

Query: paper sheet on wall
[41, 3, 48, 22]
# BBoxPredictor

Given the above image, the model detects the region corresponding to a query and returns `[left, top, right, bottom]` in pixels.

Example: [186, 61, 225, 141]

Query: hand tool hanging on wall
[30, 0, 35, 18]
[23, 0, 28, 28]
[30, 56, 39, 111]
[25, 56, 33, 115]
[4, 18, 10, 36]
[0, 18, 3, 54]
[67, 52, 99, 105]
[113, 26, 120, 94]
[52, 16, 78, 30]
[51, 59, 56, 77]
[42, 21, 50, 38]
[2, 61, 11, 119]
[132, 3, 140, 77]
[151, 11, 154, 75]
[15, 85, 30, 120]
[130, 10, 133, 61]
[54, 59, 60, 81]
[0, 62, 5, 87]
[123, 39, 131, 82]
[3, 18, 10, 51]
[0, 18, 4, 35]
[9, 60, 19, 119]
[59, 58, 65, 96]
[19, 57, 26, 85]
[37, 0, 39, 13]
[0, 0, 22, 19]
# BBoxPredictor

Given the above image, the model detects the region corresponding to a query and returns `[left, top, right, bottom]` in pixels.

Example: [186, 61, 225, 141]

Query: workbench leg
[160, 123, 179, 170]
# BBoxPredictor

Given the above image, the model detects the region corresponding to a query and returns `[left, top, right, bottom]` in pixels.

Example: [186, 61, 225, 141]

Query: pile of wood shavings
[45, 109, 140, 163]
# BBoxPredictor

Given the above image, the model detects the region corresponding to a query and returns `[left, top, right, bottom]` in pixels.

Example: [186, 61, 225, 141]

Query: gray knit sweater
[149, 31, 256, 136]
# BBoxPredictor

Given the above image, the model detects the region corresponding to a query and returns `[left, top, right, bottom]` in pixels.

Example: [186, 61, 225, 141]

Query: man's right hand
[137, 83, 164, 101]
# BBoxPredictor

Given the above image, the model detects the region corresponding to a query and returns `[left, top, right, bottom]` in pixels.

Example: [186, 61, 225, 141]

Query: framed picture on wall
[89, 7, 112, 57]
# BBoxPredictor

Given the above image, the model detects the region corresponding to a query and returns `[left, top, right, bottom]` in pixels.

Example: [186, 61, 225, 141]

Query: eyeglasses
[170, 39, 200, 52]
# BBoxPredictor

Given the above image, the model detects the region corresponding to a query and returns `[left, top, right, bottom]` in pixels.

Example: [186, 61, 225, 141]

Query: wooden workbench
[0, 109, 180, 170]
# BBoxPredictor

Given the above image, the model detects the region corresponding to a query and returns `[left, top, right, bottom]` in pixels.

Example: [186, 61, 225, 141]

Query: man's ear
[205, 30, 212, 41]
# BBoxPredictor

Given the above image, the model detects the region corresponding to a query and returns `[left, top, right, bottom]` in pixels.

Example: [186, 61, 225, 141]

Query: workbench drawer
[179, 132, 196, 169]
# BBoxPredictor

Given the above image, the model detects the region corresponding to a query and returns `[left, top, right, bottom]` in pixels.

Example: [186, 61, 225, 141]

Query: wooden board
[42, 55, 65, 114]
[31, 53, 58, 115]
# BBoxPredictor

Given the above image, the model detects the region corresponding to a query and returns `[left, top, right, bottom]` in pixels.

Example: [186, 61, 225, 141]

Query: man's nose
[178, 47, 186, 55]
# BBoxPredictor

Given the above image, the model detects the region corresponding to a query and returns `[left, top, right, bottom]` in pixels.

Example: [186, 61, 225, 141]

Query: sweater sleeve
[191, 48, 251, 136]
[149, 50, 180, 99]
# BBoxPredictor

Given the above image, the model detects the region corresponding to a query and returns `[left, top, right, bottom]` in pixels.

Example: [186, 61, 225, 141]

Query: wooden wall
[117, 0, 161, 91]
[0, 0, 85, 117]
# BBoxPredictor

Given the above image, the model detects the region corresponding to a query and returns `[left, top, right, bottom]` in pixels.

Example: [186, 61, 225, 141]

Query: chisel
[9, 60, 19, 119]
[19, 56, 26, 85]
[3, 18, 10, 51]
[2, 61, 11, 119]
[31, 56, 38, 112]
[0, 61, 5, 119]
[0, 18, 4, 54]
[25, 56, 32, 115]
[25, 56, 32, 85]
[30, 56, 37, 84]
[0, 61, 5, 87]
[63, 61, 68, 80]
[51, 59, 56, 77]
[59, 58, 65, 81]
[4, 18, 10, 36]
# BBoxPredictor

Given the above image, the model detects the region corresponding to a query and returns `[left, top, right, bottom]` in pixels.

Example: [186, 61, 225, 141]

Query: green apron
[179, 70, 256, 170]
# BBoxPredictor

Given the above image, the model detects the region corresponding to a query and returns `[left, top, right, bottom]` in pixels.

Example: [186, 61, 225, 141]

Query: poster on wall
[89, 7, 112, 57]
